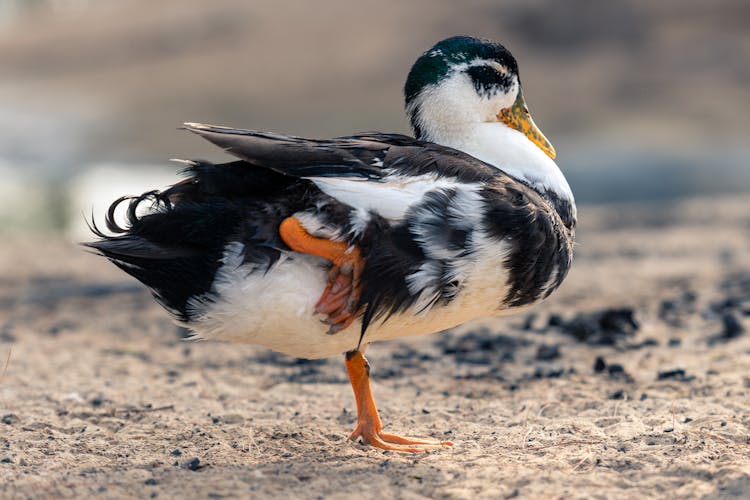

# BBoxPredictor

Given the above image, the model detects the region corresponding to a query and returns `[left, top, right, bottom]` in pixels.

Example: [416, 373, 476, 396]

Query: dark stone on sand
[170, 449, 182, 456]
[145, 478, 158, 485]
[592, 357, 633, 381]
[436, 328, 530, 365]
[721, 312, 744, 339]
[551, 307, 639, 345]
[607, 363, 634, 382]
[2, 414, 19, 425]
[532, 367, 565, 379]
[609, 389, 625, 400]
[626, 338, 658, 349]
[657, 368, 695, 382]
[184, 457, 201, 471]
[608, 364, 625, 375]
[1, 457, 12, 463]
[535, 344, 560, 361]
[593, 356, 606, 373]
[547, 314, 564, 327]
[668, 338, 681, 347]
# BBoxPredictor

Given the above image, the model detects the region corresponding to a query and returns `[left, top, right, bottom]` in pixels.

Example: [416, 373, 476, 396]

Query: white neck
[447, 122, 575, 205]
[408, 78, 575, 210]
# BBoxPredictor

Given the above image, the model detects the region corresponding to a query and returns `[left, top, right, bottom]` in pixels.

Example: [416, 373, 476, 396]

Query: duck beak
[498, 90, 556, 159]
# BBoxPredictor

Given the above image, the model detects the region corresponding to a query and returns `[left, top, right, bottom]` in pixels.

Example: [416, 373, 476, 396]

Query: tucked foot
[279, 216, 364, 333]
[315, 252, 364, 333]
[345, 350, 454, 454]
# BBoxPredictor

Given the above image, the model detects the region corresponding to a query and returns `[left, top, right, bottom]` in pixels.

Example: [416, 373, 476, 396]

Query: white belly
[186, 241, 523, 359]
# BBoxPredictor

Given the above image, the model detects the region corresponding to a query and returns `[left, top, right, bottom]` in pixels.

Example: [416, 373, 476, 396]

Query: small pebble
[668, 338, 681, 347]
[593, 357, 606, 373]
[145, 478, 158, 486]
[721, 313, 744, 339]
[547, 314, 564, 327]
[184, 458, 201, 471]
[657, 369, 694, 382]
[609, 389, 625, 400]
[536, 344, 560, 361]
[608, 364, 625, 376]
[170, 449, 182, 457]
[2, 414, 19, 425]
[1, 457, 12, 464]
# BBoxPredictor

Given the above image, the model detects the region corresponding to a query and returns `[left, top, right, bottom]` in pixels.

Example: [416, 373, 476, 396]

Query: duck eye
[466, 65, 512, 98]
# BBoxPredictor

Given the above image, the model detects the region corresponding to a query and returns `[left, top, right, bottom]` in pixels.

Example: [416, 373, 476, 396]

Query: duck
[87, 36, 576, 453]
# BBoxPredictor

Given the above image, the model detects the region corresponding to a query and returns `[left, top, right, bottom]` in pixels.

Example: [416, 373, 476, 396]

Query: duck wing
[182, 122, 499, 222]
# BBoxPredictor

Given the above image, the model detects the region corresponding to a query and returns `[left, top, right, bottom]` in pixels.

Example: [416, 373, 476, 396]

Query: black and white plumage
[87, 36, 576, 359]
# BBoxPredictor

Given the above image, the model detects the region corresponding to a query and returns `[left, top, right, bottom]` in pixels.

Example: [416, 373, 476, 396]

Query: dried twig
[113, 404, 175, 414]
[0, 348, 11, 385]
[572, 452, 593, 472]
[527, 439, 603, 451]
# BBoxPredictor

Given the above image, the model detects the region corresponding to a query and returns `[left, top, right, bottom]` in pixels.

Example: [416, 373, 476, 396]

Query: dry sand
[1, 196, 749, 499]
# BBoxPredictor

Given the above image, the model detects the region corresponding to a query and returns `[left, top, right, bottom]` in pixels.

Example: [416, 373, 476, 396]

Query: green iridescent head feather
[404, 36, 520, 105]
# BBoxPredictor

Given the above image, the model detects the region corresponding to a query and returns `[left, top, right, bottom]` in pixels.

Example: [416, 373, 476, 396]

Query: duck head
[404, 36, 555, 160]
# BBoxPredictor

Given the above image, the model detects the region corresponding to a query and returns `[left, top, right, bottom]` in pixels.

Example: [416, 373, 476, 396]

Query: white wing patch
[309, 174, 469, 221]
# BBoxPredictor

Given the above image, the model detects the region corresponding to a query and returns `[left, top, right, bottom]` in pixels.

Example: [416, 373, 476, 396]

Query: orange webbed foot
[349, 424, 454, 453]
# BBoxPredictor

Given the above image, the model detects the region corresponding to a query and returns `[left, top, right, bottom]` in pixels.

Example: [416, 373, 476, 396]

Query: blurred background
[0, 0, 748, 238]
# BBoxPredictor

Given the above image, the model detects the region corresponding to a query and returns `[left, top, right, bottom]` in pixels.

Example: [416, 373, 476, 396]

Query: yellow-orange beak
[498, 90, 556, 159]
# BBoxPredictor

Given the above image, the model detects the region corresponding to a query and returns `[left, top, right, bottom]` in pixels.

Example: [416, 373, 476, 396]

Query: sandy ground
[1, 196, 749, 499]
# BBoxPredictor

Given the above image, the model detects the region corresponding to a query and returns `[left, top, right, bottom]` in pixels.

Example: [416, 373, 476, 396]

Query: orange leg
[279, 216, 364, 333]
[345, 350, 454, 453]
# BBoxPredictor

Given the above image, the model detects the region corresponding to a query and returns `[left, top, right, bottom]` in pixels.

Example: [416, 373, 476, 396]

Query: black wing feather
[182, 122, 499, 184]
